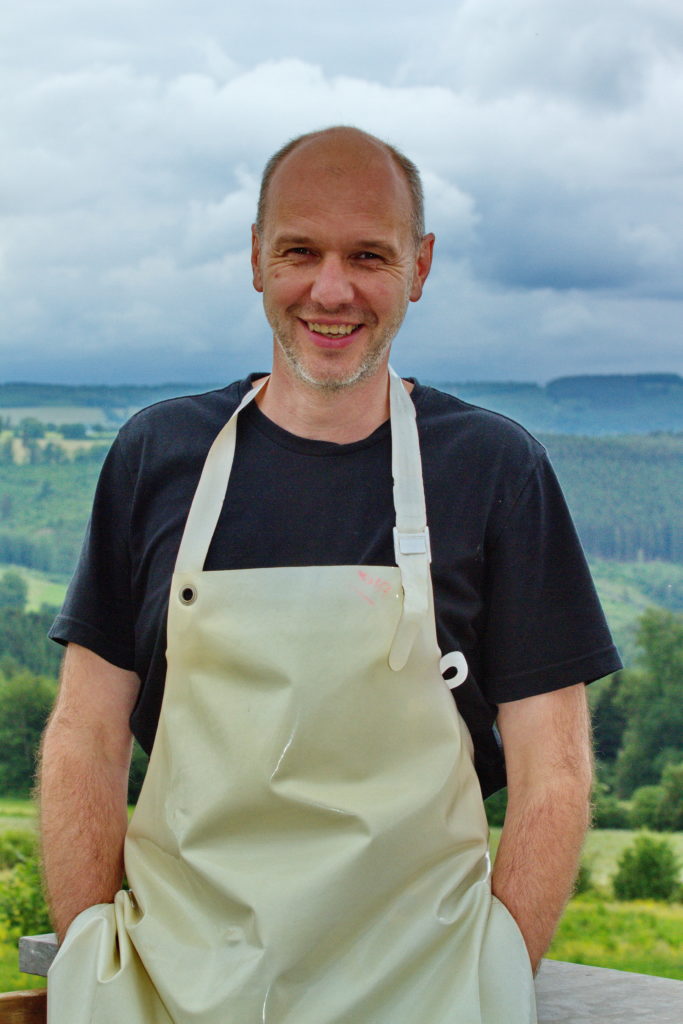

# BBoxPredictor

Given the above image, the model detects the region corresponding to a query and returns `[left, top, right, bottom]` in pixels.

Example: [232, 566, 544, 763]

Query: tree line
[0, 571, 147, 801]
[591, 607, 683, 831]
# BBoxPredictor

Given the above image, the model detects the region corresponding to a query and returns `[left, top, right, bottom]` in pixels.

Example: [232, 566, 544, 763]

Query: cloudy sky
[2, 0, 682, 385]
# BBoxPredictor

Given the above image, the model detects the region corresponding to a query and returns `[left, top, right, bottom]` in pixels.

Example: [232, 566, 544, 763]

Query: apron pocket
[478, 895, 537, 1024]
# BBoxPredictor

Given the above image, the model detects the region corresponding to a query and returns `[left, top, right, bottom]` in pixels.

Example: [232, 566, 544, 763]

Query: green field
[0, 565, 67, 613]
[488, 826, 683, 888]
[1, 405, 126, 427]
[0, 798, 37, 833]
[548, 896, 683, 979]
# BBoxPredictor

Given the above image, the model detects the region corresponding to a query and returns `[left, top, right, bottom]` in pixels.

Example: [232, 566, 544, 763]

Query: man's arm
[491, 682, 593, 973]
[38, 643, 141, 943]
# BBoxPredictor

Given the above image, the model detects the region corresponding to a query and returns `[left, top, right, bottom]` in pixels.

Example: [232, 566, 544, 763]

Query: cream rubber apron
[48, 368, 536, 1024]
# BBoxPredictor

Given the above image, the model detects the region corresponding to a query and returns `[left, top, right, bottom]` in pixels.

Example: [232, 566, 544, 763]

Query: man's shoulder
[107, 375, 263, 482]
[116, 376, 259, 454]
[124, 379, 245, 433]
[413, 381, 547, 467]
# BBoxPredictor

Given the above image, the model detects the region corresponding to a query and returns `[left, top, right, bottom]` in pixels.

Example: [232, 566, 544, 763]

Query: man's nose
[309, 256, 354, 307]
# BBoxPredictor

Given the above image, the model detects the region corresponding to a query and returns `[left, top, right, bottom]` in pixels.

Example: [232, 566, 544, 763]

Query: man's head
[256, 126, 426, 249]
[251, 126, 434, 392]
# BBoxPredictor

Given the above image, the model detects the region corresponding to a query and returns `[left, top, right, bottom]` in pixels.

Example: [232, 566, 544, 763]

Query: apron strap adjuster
[393, 527, 432, 563]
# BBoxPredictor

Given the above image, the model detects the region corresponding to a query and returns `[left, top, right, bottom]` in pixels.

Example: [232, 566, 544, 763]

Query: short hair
[255, 126, 425, 246]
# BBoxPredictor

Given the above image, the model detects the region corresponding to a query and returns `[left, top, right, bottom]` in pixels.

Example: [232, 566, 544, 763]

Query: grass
[548, 895, 683, 980]
[0, 801, 46, 992]
[0, 936, 46, 992]
[0, 565, 67, 613]
[0, 799, 37, 835]
[582, 829, 683, 889]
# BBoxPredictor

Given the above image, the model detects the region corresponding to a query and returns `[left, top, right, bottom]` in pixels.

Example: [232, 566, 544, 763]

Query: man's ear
[409, 233, 435, 303]
[251, 225, 263, 293]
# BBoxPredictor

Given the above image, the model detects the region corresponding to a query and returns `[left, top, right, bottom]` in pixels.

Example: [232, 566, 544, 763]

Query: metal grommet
[179, 585, 197, 605]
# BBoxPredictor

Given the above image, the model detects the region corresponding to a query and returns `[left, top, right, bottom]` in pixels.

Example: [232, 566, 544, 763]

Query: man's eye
[287, 247, 313, 256]
[355, 252, 382, 261]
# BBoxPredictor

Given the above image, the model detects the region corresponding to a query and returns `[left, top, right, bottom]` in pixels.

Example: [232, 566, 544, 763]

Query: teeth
[307, 322, 357, 336]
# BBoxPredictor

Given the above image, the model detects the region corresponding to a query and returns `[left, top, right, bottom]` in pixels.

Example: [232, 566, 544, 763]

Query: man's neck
[254, 360, 399, 444]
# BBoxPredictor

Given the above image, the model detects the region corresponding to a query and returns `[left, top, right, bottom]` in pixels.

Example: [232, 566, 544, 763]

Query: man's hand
[38, 643, 141, 943]
[492, 683, 593, 973]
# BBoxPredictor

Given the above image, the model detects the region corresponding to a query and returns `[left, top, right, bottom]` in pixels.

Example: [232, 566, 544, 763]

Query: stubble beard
[267, 298, 410, 393]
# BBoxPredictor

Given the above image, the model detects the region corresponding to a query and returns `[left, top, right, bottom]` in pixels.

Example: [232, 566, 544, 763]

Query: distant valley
[1, 372, 682, 435]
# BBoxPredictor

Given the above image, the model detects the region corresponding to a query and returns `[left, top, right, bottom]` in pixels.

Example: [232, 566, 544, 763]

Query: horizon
[2, 369, 683, 390]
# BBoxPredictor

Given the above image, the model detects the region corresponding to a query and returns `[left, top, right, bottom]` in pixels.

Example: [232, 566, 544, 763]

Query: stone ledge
[535, 960, 683, 1023]
[18, 935, 57, 979]
[18, 936, 683, 1022]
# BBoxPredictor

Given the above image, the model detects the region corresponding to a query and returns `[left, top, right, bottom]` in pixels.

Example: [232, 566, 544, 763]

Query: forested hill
[437, 373, 683, 435]
[0, 382, 216, 412]
[1, 373, 682, 435]
[1, 433, 680, 572]
[539, 433, 683, 563]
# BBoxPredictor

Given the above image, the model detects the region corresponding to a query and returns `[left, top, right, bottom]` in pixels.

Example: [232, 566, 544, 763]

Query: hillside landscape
[0, 372, 681, 988]
[2, 372, 683, 434]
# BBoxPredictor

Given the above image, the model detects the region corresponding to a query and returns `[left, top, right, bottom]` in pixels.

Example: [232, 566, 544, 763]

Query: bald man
[41, 127, 619, 1024]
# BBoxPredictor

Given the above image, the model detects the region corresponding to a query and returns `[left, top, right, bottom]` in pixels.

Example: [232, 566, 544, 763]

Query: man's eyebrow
[271, 235, 400, 260]
[272, 235, 315, 248]
[354, 240, 400, 259]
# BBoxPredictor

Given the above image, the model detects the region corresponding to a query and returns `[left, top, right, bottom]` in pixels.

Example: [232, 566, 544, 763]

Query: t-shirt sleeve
[482, 450, 622, 703]
[48, 435, 137, 670]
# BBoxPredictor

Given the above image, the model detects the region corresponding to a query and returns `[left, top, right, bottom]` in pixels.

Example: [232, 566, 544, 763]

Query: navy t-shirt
[50, 375, 621, 796]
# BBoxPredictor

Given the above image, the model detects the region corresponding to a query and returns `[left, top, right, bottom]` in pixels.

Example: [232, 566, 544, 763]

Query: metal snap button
[179, 585, 197, 605]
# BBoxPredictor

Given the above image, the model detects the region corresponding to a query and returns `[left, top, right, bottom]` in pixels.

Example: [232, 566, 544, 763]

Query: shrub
[573, 861, 593, 895]
[0, 670, 57, 795]
[657, 762, 683, 832]
[630, 785, 665, 829]
[128, 741, 150, 803]
[0, 857, 51, 943]
[592, 791, 631, 829]
[484, 787, 507, 827]
[0, 829, 38, 870]
[612, 833, 682, 902]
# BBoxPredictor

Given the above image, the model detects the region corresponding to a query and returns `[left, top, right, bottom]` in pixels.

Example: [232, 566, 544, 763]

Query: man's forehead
[265, 136, 412, 231]
[277, 127, 395, 171]
[272, 131, 406, 196]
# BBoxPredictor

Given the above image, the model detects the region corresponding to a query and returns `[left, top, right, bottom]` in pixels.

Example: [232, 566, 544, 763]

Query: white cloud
[1, 1, 682, 382]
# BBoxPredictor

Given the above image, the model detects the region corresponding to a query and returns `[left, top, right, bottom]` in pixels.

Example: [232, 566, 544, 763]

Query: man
[40, 127, 620, 1023]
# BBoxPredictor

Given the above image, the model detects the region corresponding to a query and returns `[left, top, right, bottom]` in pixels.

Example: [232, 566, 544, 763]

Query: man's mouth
[306, 322, 360, 337]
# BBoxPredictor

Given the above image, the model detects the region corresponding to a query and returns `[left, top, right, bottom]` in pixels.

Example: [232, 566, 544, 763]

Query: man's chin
[276, 341, 391, 393]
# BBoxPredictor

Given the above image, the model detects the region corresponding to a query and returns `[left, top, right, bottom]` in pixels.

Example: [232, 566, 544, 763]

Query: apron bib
[48, 369, 536, 1023]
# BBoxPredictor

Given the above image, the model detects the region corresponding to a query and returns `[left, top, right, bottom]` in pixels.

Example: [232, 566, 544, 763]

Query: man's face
[251, 133, 433, 392]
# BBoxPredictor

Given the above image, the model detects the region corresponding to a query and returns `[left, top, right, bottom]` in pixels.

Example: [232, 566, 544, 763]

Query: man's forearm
[38, 714, 131, 943]
[492, 683, 594, 973]
[491, 773, 591, 972]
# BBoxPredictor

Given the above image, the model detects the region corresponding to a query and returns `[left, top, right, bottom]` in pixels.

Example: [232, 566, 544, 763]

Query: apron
[48, 368, 536, 1023]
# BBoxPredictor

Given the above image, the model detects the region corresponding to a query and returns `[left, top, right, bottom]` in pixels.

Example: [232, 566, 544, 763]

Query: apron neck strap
[174, 378, 267, 574]
[387, 367, 432, 672]
[173, 368, 432, 672]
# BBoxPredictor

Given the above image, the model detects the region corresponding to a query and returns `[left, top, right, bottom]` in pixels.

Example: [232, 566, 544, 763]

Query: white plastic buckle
[393, 526, 432, 563]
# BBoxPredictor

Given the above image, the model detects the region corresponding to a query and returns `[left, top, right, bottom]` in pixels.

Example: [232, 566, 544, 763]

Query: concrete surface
[536, 959, 683, 1023]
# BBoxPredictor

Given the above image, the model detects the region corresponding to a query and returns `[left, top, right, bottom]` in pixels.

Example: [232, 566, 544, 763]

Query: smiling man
[252, 129, 432, 399]
[40, 127, 621, 1024]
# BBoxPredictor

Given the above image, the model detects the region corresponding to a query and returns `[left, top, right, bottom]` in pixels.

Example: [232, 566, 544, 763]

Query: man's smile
[305, 321, 359, 336]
